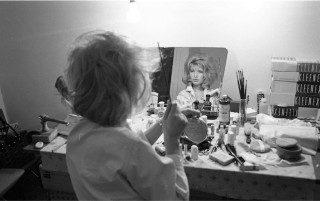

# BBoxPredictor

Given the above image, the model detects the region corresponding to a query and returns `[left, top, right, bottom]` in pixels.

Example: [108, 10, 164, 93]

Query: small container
[191, 145, 199, 160]
[227, 131, 235, 146]
[230, 125, 238, 136]
[200, 115, 207, 124]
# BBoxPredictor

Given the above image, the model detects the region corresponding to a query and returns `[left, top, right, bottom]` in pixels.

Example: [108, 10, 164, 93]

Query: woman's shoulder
[178, 88, 192, 96]
[69, 119, 140, 145]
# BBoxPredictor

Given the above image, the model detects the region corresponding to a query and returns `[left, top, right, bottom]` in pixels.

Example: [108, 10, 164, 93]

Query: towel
[259, 124, 318, 155]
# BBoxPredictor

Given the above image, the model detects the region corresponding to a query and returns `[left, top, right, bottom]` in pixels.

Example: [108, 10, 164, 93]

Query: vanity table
[25, 113, 320, 200]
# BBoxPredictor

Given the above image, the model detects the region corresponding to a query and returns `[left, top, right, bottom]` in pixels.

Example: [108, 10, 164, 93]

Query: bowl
[276, 144, 302, 161]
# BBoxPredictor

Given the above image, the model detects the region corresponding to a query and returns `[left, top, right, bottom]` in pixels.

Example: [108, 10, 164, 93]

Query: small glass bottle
[203, 94, 212, 116]
[218, 94, 230, 125]
[158, 101, 165, 118]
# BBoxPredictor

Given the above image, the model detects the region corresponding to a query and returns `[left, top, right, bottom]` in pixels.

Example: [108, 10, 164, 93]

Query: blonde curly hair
[65, 30, 159, 126]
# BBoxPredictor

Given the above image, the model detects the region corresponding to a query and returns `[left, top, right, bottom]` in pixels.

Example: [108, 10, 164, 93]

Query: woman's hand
[180, 108, 201, 118]
[162, 101, 188, 154]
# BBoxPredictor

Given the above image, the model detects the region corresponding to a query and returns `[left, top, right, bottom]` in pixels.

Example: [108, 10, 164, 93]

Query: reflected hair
[55, 75, 71, 102]
[182, 53, 218, 89]
[65, 30, 159, 126]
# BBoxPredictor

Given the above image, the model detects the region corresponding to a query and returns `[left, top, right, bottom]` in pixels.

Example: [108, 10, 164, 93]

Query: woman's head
[65, 30, 158, 127]
[182, 53, 218, 89]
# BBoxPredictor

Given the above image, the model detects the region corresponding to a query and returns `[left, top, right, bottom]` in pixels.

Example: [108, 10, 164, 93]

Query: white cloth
[256, 114, 318, 155]
[66, 118, 189, 200]
[177, 85, 218, 109]
[259, 125, 318, 155]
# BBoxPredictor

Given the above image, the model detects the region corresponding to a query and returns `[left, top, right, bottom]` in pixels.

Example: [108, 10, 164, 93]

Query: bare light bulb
[127, 0, 141, 23]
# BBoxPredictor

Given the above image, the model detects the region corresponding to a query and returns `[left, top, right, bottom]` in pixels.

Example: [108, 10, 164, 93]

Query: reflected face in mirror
[189, 64, 204, 87]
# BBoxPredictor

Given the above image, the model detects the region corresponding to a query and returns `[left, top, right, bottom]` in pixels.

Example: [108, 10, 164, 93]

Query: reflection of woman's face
[189, 64, 204, 86]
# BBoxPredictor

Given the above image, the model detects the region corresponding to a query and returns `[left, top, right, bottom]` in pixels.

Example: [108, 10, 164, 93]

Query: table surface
[24, 113, 320, 200]
[179, 128, 320, 200]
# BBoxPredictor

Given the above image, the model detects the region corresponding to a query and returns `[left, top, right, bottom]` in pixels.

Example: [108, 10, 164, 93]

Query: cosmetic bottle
[158, 101, 165, 118]
[218, 95, 230, 125]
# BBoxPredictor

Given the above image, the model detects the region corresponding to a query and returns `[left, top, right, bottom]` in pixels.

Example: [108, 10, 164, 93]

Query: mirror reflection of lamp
[127, 0, 141, 23]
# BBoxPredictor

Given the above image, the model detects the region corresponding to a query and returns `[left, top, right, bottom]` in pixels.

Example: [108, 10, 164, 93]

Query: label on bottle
[158, 111, 165, 118]
[219, 104, 230, 124]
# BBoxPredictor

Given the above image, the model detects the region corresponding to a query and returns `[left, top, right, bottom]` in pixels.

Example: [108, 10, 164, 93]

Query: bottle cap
[230, 125, 237, 133]
[159, 101, 164, 107]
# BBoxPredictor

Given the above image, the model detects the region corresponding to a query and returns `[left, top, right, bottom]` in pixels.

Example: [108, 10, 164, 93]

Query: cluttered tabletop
[24, 110, 320, 200]
[142, 111, 320, 200]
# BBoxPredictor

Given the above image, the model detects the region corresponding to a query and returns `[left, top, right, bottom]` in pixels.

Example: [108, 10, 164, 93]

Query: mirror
[151, 47, 228, 104]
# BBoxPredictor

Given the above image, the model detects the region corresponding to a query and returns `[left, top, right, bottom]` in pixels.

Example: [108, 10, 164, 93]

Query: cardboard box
[40, 135, 68, 172]
[271, 58, 297, 72]
[39, 164, 74, 193]
[32, 129, 58, 143]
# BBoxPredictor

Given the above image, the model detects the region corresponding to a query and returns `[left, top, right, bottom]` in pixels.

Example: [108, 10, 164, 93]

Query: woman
[177, 53, 220, 109]
[65, 30, 197, 200]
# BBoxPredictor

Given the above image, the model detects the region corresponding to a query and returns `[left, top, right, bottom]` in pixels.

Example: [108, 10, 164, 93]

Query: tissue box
[271, 80, 320, 95]
[272, 71, 299, 82]
[271, 57, 320, 73]
[271, 80, 297, 94]
[270, 92, 320, 108]
[271, 58, 297, 72]
[270, 92, 295, 106]
[272, 71, 320, 83]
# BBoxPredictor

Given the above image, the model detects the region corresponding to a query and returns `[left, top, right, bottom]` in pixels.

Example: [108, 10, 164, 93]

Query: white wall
[1, 0, 320, 130]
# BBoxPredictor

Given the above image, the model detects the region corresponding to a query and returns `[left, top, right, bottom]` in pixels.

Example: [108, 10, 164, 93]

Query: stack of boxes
[270, 57, 320, 119]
